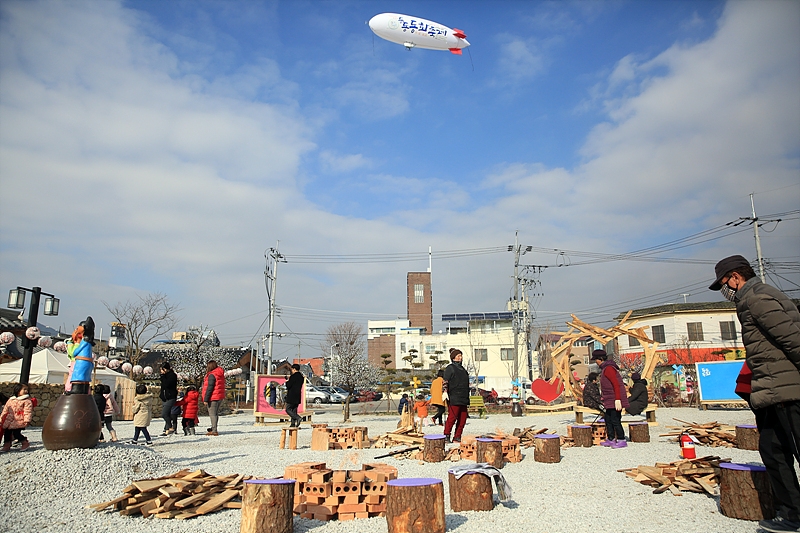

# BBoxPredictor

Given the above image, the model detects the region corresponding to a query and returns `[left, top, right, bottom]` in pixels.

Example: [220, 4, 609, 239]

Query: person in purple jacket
[592, 349, 629, 448]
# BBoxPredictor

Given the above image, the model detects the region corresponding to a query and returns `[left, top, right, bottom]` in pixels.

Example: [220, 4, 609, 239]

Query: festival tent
[0, 348, 132, 389]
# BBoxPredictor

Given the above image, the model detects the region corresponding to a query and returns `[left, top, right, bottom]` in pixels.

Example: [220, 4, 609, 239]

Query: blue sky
[1, 0, 798, 362]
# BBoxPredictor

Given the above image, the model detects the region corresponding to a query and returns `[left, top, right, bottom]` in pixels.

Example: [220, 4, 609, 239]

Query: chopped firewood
[659, 419, 737, 448]
[622, 456, 727, 496]
[91, 470, 250, 520]
[370, 429, 426, 449]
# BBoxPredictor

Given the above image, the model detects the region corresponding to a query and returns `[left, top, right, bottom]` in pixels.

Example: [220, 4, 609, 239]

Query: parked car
[355, 389, 383, 402]
[318, 386, 349, 403]
[305, 385, 331, 406]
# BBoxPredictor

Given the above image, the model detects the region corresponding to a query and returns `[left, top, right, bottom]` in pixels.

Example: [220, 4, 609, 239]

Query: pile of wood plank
[513, 426, 558, 448]
[660, 419, 737, 448]
[619, 455, 730, 496]
[89, 469, 247, 519]
[285, 461, 397, 521]
[370, 427, 425, 449]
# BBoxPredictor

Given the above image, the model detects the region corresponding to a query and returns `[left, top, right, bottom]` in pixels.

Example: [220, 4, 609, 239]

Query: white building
[614, 302, 743, 365]
[390, 312, 537, 396]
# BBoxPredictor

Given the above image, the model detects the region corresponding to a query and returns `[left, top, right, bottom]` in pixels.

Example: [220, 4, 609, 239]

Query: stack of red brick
[283, 462, 397, 521]
[458, 435, 523, 463]
[310, 426, 371, 451]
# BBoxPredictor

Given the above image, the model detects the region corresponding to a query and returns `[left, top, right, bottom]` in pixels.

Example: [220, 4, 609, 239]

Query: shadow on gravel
[168, 451, 250, 463]
[444, 515, 469, 529]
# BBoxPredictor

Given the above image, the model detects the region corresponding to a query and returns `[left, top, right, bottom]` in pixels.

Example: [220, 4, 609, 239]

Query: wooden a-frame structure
[545, 311, 660, 400]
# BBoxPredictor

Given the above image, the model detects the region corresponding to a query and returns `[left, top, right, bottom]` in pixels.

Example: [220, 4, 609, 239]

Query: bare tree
[103, 292, 181, 366]
[322, 322, 379, 422]
[162, 325, 241, 388]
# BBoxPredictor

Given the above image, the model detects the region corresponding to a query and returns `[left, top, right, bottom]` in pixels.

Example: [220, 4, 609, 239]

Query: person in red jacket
[202, 360, 225, 436]
[176, 385, 200, 435]
[592, 349, 630, 448]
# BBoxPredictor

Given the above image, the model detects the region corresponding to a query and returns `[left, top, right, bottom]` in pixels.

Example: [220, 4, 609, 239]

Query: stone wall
[0, 382, 232, 427]
[0, 382, 65, 427]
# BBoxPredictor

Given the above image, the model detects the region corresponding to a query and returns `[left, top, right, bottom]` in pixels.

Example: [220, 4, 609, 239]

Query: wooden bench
[524, 401, 577, 415]
[254, 411, 314, 426]
[574, 404, 658, 426]
[468, 396, 486, 419]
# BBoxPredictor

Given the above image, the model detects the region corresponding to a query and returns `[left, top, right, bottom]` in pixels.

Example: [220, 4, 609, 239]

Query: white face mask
[720, 284, 737, 302]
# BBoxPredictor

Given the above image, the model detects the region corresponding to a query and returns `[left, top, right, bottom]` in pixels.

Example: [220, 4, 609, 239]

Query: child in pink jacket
[1, 384, 33, 452]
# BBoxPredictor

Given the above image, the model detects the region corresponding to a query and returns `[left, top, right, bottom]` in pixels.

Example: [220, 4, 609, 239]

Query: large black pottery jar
[42, 394, 102, 450]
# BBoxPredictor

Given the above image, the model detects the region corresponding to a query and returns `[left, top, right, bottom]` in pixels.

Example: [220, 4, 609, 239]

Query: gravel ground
[0, 405, 764, 533]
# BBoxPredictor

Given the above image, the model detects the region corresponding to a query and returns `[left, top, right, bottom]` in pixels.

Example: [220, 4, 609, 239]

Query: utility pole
[265, 242, 286, 373]
[508, 232, 533, 382]
[730, 195, 782, 283]
[750, 194, 766, 283]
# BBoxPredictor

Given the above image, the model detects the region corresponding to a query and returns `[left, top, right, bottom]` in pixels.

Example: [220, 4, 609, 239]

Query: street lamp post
[7, 286, 59, 385]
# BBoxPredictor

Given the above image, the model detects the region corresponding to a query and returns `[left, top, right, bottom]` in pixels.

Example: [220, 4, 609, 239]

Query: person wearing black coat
[626, 372, 649, 416]
[443, 348, 470, 443]
[582, 372, 603, 411]
[284, 364, 305, 427]
[92, 384, 107, 441]
[159, 362, 179, 435]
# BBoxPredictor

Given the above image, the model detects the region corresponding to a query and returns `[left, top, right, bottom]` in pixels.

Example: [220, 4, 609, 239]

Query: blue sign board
[695, 360, 746, 402]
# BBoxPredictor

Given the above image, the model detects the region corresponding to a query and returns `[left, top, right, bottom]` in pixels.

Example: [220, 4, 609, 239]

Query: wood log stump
[629, 422, 650, 443]
[354, 426, 368, 442]
[736, 425, 759, 451]
[423, 435, 446, 463]
[533, 434, 561, 463]
[448, 471, 493, 512]
[476, 438, 504, 469]
[386, 478, 445, 533]
[240, 479, 295, 533]
[719, 463, 775, 521]
[570, 425, 593, 447]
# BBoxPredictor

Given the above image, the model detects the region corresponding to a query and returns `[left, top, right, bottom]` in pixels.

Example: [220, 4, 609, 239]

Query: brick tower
[407, 272, 432, 335]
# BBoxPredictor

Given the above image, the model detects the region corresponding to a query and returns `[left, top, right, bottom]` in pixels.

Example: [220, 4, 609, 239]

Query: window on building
[629, 335, 640, 347]
[425, 344, 435, 354]
[500, 348, 513, 361]
[474, 348, 488, 361]
[720, 321, 737, 341]
[687, 322, 704, 342]
[400, 343, 406, 353]
[651, 324, 666, 344]
[414, 284, 424, 304]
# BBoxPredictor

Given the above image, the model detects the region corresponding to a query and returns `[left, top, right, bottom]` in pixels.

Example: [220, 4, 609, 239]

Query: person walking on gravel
[443, 348, 470, 443]
[159, 362, 179, 436]
[284, 364, 305, 428]
[202, 360, 225, 436]
[710, 254, 800, 533]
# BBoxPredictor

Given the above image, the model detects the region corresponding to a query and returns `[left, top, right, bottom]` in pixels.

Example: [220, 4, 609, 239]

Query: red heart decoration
[530, 378, 564, 403]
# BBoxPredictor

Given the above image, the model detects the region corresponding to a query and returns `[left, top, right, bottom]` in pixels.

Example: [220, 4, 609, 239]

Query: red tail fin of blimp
[449, 48, 463, 55]
[452, 29, 467, 39]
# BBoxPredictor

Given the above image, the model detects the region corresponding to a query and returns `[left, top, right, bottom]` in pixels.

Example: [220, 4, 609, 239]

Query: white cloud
[319, 150, 370, 174]
[0, 0, 797, 347]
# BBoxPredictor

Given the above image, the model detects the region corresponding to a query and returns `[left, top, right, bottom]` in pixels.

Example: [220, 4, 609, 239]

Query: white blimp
[368, 13, 470, 54]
